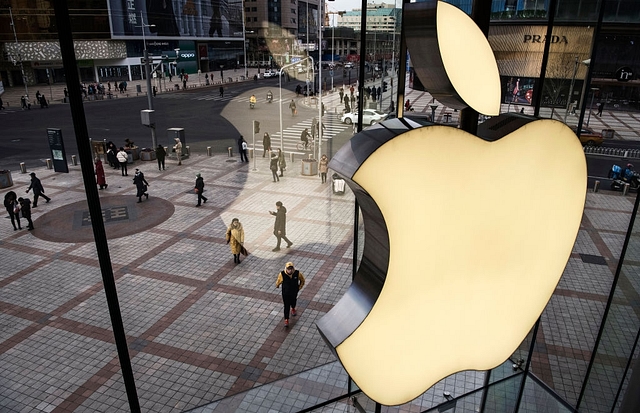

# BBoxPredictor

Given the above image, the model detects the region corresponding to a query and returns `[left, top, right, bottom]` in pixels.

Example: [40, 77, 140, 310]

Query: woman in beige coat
[318, 154, 329, 183]
[225, 218, 245, 263]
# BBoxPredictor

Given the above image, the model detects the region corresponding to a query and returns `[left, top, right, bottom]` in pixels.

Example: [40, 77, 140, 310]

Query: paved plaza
[1, 76, 639, 412]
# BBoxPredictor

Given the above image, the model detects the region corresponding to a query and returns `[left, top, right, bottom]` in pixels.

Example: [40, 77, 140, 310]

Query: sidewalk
[0, 67, 268, 109]
[0, 143, 636, 411]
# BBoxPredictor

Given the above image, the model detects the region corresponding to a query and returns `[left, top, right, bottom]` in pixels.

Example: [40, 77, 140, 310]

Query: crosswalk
[259, 114, 350, 155]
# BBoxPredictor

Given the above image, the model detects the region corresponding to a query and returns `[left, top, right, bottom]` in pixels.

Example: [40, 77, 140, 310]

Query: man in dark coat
[26, 172, 51, 207]
[133, 169, 149, 203]
[156, 144, 167, 171]
[269, 201, 292, 251]
[194, 173, 208, 207]
[18, 197, 34, 230]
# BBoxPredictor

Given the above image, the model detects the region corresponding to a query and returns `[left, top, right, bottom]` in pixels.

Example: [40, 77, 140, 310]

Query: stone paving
[0, 146, 637, 412]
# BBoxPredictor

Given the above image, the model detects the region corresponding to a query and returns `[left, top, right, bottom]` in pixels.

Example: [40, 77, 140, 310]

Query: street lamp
[9, 8, 29, 102]
[586, 87, 599, 126]
[136, 12, 157, 148]
[563, 56, 579, 123]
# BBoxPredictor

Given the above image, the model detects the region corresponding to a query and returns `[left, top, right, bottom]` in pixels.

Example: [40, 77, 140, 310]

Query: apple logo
[316, 1, 587, 406]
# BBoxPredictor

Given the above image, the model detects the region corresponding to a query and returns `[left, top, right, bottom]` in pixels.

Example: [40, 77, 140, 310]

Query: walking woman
[95, 158, 107, 190]
[277, 148, 286, 177]
[4, 191, 22, 231]
[225, 218, 245, 264]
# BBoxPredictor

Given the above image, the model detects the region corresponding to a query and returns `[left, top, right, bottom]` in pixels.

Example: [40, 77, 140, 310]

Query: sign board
[616, 66, 634, 82]
[46, 128, 69, 173]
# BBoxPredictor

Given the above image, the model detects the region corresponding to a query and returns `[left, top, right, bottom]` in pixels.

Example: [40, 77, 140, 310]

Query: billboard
[108, 0, 244, 40]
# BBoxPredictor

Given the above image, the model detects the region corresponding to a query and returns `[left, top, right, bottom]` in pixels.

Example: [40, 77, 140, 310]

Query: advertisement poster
[108, 0, 244, 40]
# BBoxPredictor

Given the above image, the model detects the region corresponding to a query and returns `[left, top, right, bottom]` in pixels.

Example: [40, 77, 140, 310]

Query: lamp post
[241, 6, 248, 77]
[586, 87, 599, 126]
[563, 56, 579, 123]
[136, 12, 157, 148]
[279, 59, 310, 149]
[9, 8, 29, 101]
[389, 10, 397, 113]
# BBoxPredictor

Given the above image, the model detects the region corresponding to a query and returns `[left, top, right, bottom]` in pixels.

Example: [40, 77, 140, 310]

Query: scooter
[250, 102, 255, 109]
[266, 92, 273, 103]
[609, 164, 640, 191]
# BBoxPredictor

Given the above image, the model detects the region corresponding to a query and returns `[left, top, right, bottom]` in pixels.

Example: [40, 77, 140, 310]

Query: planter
[140, 149, 157, 161]
[125, 146, 140, 160]
[0, 170, 14, 188]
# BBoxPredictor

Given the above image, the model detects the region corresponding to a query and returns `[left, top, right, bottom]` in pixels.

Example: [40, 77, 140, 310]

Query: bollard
[207, 146, 211, 156]
[186, 146, 190, 156]
[290, 152, 295, 163]
[72, 155, 78, 165]
[594, 180, 600, 193]
[308, 153, 313, 160]
[623, 183, 630, 196]
[228, 147, 233, 157]
[249, 149, 254, 158]
[20, 162, 27, 174]
[624, 150, 629, 158]
[46, 159, 53, 169]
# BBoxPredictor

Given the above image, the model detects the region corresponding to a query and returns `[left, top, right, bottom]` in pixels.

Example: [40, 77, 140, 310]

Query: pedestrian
[183, 78, 187, 90]
[4, 191, 22, 231]
[269, 201, 292, 251]
[194, 173, 208, 207]
[0, 97, 4, 110]
[275, 261, 305, 327]
[106, 141, 118, 168]
[263, 132, 272, 157]
[26, 172, 51, 207]
[300, 128, 310, 149]
[339, 87, 344, 103]
[277, 148, 286, 177]
[133, 169, 149, 203]
[117, 147, 129, 176]
[168, 72, 172, 82]
[20, 95, 31, 110]
[205, 73, 209, 85]
[95, 158, 108, 190]
[219, 86, 224, 97]
[597, 101, 605, 116]
[289, 99, 297, 116]
[225, 218, 246, 264]
[156, 144, 167, 170]
[238, 136, 249, 162]
[17, 197, 34, 230]
[270, 152, 280, 182]
[319, 154, 329, 183]
[173, 138, 183, 165]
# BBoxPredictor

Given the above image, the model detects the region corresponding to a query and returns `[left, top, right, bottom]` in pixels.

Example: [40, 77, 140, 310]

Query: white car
[344, 62, 354, 69]
[263, 70, 278, 78]
[340, 109, 388, 125]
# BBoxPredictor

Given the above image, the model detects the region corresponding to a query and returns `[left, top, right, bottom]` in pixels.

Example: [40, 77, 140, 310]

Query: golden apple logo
[317, 0, 587, 406]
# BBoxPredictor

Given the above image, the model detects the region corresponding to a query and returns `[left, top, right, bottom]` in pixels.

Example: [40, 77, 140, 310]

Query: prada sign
[524, 34, 568, 44]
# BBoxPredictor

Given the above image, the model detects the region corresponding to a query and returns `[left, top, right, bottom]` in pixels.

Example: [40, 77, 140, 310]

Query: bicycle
[296, 138, 315, 152]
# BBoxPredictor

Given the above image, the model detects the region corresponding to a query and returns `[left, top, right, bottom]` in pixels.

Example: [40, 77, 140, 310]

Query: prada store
[488, 25, 639, 110]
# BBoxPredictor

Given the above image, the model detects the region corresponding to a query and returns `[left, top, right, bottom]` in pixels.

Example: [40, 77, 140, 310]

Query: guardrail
[584, 146, 640, 158]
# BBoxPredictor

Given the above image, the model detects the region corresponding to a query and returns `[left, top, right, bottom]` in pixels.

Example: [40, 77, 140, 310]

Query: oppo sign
[179, 52, 196, 61]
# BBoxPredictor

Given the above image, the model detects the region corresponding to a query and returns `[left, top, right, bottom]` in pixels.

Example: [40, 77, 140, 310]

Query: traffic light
[382, 81, 388, 92]
[254, 120, 260, 134]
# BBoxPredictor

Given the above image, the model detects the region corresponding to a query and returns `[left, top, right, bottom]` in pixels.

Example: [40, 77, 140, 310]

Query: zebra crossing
[260, 114, 350, 154]
[157, 92, 273, 105]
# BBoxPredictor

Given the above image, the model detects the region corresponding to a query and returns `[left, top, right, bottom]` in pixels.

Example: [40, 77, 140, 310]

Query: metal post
[593, 180, 600, 192]
[207, 146, 211, 156]
[586, 87, 598, 126]
[52, 1, 140, 411]
[9, 8, 29, 100]
[20, 162, 26, 173]
[71, 155, 77, 165]
[46, 158, 52, 169]
[564, 57, 579, 123]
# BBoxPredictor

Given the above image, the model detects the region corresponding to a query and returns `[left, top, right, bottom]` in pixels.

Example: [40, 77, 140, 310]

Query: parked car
[263, 70, 280, 78]
[573, 126, 604, 146]
[341, 109, 388, 125]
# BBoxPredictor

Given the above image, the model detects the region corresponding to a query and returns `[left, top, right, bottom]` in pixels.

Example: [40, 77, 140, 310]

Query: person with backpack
[275, 261, 305, 327]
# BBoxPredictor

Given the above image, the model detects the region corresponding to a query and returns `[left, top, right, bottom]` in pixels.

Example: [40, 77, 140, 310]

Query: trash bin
[332, 173, 346, 195]
[301, 158, 318, 176]
[602, 129, 615, 139]
[0, 170, 13, 188]
[136, 84, 142, 93]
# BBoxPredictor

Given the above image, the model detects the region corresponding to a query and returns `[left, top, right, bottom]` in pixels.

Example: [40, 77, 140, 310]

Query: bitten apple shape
[317, 119, 586, 405]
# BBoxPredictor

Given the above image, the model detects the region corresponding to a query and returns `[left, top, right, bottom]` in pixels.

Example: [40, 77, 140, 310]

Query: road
[0, 71, 356, 171]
